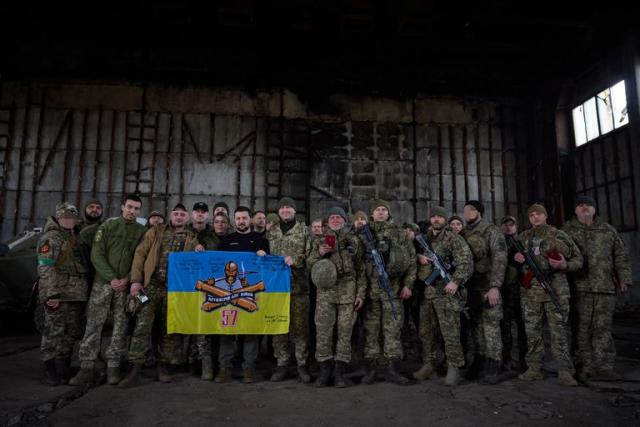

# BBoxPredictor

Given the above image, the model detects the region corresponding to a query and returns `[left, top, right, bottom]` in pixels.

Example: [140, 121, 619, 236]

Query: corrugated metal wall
[0, 82, 532, 242]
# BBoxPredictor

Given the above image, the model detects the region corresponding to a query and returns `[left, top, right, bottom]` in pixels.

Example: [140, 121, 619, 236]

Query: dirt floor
[1, 316, 639, 427]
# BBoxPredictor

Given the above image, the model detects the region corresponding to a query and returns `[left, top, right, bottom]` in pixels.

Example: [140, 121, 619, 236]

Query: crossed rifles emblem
[195, 261, 265, 313]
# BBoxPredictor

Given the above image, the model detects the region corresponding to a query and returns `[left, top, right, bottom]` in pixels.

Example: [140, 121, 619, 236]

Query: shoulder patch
[38, 241, 50, 254]
[94, 229, 103, 243]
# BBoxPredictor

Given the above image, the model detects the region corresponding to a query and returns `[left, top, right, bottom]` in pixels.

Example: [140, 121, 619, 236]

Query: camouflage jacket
[417, 226, 473, 300]
[517, 223, 583, 302]
[360, 220, 417, 300]
[130, 224, 200, 287]
[267, 220, 311, 295]
[461, 219, 507, 291]
[307, 226, 366, 304]
[91, 216, 147, 284]
[187, 223, 220, 250]
[37, 218, 88, 303]
[563, 217, 632, 294]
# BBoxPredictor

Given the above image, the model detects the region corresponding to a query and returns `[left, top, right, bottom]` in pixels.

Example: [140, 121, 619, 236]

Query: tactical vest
[464, 221, 492, 274]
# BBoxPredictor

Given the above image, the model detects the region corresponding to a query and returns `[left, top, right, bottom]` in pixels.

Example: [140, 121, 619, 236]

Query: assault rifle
[505, 234, 562, 313]
[359, 224, 398, 320]
[415, 233, 470, 320]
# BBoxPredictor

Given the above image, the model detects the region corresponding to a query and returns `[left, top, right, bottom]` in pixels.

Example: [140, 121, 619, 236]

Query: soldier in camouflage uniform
[352, 211, 368, 231]
[413, 206, 473, 386]
[37, 203, 88, 385]
[360, 200, 416, 385]
[118, 203, 204, 388]
[515, 203, 582, 386]
[563, 195, 632, 381]
[147, 210, 165, 227]
[70, 195, 147, 386]
[460, 200, 507, 384]
[77, 199, 103, 231]
[268, 197, 312, 383]
[307, 206, 366, 388]
[77, 200, 105, 287]
[265, 212, 280, 234]
[500, 215, 527, 372]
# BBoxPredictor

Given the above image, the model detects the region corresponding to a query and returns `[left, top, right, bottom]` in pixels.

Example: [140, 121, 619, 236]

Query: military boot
[55, 357, 71, 384]
[384, 360, 410, 385]
[558, 371, 578, 387]
[314, 361, 332, 388]
[443, 365, 460, 386]
[43, 359, 59, 386]
[412, 362, 435, 381]
[480, 358, 500, 385]
[518, 367, 544, 382]
[157, 363, 172, 383]
[69, 367, 94, 386]
[334, 361, 352, 388]
[361, 359, 377, 385]
[215, 367, 232, 383]
[201, 357, 214, 381]
[118, 363, 143, 388]
[242, 367, 256, 384]
[106, 366, 122, 385]
[297, 365, 312, 384]
[465, 354, 485, 380]
[270, 366, 288, 382]
[575, 366, 590, 382]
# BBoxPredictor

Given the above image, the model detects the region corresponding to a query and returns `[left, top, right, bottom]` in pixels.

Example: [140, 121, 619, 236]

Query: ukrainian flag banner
[167, 251, 290, 334]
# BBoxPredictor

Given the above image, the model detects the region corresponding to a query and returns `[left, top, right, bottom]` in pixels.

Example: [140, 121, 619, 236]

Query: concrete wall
[0, 80, 531, 242]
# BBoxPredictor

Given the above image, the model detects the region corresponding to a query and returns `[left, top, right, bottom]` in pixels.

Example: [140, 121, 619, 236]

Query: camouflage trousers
[78, 281, 129, 368]
[315, 299, 356, 363]
[194, 335, 219, 359]
[469, 290, 503, 361]
[273, 294, 309, 367]
[419, 296, 464, 367]
[41, 302, 85, 361]
[363, 297, 404, 361]
[574, 292, 616, 374]
[127, 281, 183, 364]
[521, 297, 574, 372]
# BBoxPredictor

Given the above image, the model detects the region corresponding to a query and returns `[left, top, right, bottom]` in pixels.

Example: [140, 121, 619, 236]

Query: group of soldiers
[36, 192, 632, 390]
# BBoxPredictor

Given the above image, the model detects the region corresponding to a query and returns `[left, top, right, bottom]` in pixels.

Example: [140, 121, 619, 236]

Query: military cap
[402, 222, 420, 233]
[448, 215, 463, 224]
[172, 203, 188, 212]
[56, 202, 79, 219]
[327, 206, 347, 221]
[574, 195, 596, 210]
[430, 206, 449, 219]
[311, 259, 337, 290]
[501, 215, 517, 224]
[147, 210, 165, 220]
[527, 203, 548, 216]
[464, 200, 485, 215]
[278, 197, 297, 210]
[193, 202, 209, 212]
[370, 199, 391, 215]
[266, 213, 280, 224]
[84, 199, 103, 209]
[353, 210, 368, 221]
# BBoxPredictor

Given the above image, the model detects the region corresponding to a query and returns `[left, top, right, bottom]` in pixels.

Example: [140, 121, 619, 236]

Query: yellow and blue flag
[167, 251, 290, 334]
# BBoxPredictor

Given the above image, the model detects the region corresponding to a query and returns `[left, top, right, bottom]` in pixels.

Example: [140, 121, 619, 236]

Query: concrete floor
[1, 317, 639, 427]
